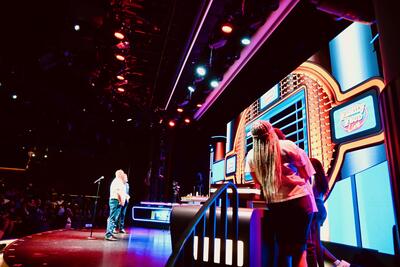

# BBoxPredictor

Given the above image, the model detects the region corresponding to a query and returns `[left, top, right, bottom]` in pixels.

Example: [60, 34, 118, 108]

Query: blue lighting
[196, 66, 207, 76]
[210, 79, 219, 88]
[241, 37, 251, 45]
[329, 23, 380, 91]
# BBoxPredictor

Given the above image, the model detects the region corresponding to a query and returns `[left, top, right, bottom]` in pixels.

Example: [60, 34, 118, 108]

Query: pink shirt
[246, 139, 317, 210]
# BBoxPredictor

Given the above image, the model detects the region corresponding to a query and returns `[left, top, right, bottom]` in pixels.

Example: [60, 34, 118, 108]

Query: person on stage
[105, 169, 129, 241]
[115, 173, 130, 234]
[246, 121, 315, 267]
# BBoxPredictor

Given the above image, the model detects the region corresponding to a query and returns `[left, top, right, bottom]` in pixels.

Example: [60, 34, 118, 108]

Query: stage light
[221, 23, 233, 34]
[74, 24, 80, 31]
[115, 54, 125, 61]
[177, 108, 183, 113]
[196, 103, 203, 108]
[127, 118, 132, 122]
[188, 85, 195, 93]
[114, 31, 125, 40]
[117, 87, 125, 93]
[210, 79, 219, 88]
[184, 118, 191, 124]
[195, 66, 207, 77]
[168, 120, 176, 127]
[44, 154, 48, 158]
[241, 37, 251, 45]
[117, 75, 125, 80]
[12, 94, 17, 100]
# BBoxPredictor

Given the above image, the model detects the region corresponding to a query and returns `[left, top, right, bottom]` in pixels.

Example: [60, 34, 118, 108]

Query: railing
[165, 182, 239, 267]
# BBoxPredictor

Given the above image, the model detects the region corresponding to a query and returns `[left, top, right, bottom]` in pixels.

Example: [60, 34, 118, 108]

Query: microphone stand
[88, 178, 102, 239]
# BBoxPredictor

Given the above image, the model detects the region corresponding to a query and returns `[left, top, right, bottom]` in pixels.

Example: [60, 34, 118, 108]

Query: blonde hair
[251, 121, 282, 203]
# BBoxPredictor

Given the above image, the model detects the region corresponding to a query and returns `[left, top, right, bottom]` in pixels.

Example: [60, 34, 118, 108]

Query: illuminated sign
[331, 89, 381, 143]
[259, 84, 279, 110]
[225, 154, 237, 176]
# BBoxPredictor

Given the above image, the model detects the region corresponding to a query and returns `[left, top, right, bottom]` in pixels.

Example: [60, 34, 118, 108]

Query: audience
[0, 180, 107, 240]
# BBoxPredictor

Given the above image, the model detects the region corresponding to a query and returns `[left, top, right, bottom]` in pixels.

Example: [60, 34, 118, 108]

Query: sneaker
[119, 229, 126, 234]
[338, 260, 351, 267]
[112, 230, 119, 235]
[105, 235, 118, 241]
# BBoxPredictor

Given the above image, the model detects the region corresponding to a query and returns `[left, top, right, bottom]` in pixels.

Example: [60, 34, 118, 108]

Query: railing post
[209, 201, 216, 264]
[220, 190, 228, 265]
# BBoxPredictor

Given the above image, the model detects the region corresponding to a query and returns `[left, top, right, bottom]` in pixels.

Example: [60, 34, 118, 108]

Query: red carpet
[3, 227, 172, 267]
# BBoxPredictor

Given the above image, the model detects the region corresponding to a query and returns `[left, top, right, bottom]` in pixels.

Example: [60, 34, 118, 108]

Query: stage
[3, 227, 172, 267]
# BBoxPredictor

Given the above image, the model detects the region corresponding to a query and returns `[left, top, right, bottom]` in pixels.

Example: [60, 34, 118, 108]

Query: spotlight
[74, 24, 80, 31]
[221, 23, 233, 34]
[116, 75, 125, 80]
[114, 31, 125, 40]
[127, 118, 132, 122]
[210, 79, 219, 88]
[115, 54, 125, 61]
[184, 118, 191, 124]
[12, 94, 17, 100]
[117, 87, 125, 93]
[177, 108, 183, 113]
[168, 120, 176, 127]
[241, 37, 251, 45]
[187, 85, 195, 93]
[195, 66, 207, 77]
[44, 154, 48, 158]
[196, 103, 203, 108]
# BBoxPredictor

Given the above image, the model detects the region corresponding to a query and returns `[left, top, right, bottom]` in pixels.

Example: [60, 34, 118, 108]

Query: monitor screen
[211, 160, 225, 183]
[331, 89, 381, 143]
[225, 155, 237, 176]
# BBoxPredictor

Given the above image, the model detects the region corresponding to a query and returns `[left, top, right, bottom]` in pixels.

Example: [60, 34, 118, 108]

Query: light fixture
[114, 31, 125, 40]
[115, 54, 125, 61]
[168, 120, 176, 127]
[127, 118, 132, 122]
[44, 154, 48, 158]
[74, 25, 80, 31]
[210, 79, 219, 88]
[117, 75, 125, 80]
[196, 103, 203, 108]
[12, 94, 17, 100]
[177, 108, 184, 113]
[241, 37, 251, 45]
[195, 65, 207, 76]
[184, 118, 191, 124]
[188, 85, 195, 93]
[221, 23, 233, 34]
[117, 87, 125, 93]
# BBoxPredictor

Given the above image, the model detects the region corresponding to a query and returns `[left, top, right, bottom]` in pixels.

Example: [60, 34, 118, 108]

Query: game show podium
[170, 205, 267, 267]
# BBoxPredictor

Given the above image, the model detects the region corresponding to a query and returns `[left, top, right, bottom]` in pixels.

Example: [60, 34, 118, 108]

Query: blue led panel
[331, 89, 381, 143]
[211, 160, 225, 183]
[225, 154, 237, 176]
[329, 23, 380, 92]
[355, 161, 396, 254]
[322, 178, 357, 246]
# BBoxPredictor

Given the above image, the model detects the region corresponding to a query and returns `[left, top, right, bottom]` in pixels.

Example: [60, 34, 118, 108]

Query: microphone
[93, 176, 104, 184]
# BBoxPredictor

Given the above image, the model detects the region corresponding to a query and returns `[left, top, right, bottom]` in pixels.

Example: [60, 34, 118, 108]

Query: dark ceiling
[0, 0, 357, 190]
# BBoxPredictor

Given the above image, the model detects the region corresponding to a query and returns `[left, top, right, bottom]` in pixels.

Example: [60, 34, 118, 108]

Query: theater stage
[3, 227, 171, 267]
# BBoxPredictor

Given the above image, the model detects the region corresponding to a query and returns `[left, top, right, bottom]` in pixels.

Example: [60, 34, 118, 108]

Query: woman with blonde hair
[246, 120, 316, 267]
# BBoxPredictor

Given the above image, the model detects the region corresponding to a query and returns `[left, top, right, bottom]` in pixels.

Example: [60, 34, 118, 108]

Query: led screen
[211, 160, 225, 183]
[331, 90, 381, 143]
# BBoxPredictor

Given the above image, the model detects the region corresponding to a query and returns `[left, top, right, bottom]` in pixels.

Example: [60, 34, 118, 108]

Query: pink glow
[194, 0, 300, 120]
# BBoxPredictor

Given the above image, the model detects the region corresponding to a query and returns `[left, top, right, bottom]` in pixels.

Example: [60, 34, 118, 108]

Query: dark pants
[105, 199, 121, 238]
[268, 195, 314, 267]
[118, 202, 128, 231]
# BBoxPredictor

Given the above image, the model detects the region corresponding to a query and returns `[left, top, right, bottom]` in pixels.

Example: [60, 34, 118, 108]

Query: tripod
[88, 176, 103, 239]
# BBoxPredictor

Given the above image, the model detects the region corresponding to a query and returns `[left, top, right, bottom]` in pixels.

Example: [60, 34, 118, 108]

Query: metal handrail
[165, 182, 239, 267]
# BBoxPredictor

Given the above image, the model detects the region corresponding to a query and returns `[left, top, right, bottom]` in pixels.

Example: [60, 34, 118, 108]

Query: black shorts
[267, 195, 314, 255]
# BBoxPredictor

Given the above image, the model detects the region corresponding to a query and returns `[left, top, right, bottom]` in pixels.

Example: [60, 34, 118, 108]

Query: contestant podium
[170, 205, 265, 267]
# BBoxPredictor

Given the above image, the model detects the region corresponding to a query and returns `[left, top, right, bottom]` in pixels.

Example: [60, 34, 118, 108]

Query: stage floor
[3, 227, 172, 267]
